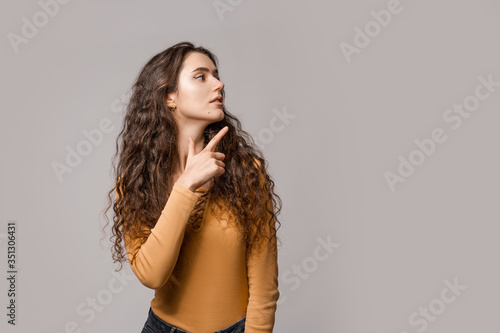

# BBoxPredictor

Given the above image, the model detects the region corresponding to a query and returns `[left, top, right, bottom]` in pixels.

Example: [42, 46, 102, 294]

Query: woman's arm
[245, 221, 280, 332]
[245, 158, 280, 332]
[115, 182, 200, 289]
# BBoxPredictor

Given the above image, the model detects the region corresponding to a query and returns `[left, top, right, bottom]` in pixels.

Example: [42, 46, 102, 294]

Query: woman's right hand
[177, 126, 228, 192]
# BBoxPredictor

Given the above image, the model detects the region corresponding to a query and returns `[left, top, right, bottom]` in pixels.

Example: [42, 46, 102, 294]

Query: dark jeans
[141, 307, 246, 333]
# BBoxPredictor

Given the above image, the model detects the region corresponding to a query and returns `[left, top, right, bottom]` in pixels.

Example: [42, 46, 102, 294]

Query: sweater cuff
[171, 182, 200, 201]
[151, 182, 200, 235]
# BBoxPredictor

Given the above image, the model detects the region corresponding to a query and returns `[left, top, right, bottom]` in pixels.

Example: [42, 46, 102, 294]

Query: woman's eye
[195, 75, 205, 81]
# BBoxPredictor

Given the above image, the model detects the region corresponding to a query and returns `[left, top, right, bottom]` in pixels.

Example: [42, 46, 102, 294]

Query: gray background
[1, 0, 499, 332]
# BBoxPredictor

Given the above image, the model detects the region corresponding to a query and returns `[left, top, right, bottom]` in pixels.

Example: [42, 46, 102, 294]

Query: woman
[101, 42, 282, 333]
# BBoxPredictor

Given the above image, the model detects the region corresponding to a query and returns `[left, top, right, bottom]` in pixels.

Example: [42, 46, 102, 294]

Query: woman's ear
[166, 93, 177, 109]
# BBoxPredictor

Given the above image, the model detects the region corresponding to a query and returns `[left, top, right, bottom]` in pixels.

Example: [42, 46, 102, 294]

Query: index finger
[204, 126, 228, 152]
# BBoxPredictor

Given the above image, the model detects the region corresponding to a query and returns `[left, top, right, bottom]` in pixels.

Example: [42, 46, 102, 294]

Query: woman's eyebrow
[191, 67, 219, 77]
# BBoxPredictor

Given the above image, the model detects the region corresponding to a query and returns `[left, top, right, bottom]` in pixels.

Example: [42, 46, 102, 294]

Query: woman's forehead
[182, 52, 217, 72]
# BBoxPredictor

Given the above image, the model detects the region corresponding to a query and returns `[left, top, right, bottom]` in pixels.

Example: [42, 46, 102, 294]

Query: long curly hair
[100, 41, 282, 272]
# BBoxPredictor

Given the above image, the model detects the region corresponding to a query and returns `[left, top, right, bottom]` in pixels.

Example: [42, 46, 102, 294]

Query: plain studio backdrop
[1, 0, 499, 332]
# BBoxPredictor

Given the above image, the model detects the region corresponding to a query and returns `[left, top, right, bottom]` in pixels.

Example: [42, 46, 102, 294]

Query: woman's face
[168, 51, 225, 123]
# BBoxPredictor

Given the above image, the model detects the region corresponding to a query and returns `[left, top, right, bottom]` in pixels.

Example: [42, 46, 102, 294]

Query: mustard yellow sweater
[121, 182, 279, 332]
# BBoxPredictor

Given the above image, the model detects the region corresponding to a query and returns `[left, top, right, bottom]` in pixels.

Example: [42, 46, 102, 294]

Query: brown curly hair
[100, 41, 282, 272]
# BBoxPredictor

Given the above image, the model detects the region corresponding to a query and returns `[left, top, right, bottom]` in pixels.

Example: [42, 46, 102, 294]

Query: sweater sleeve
[244, 224, 280, 332]
[244, 159, 280, 332]
[116, 182, 200, 290]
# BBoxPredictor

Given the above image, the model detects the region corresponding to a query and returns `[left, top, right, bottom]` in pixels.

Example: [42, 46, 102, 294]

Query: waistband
[146, 307, 246, 333]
